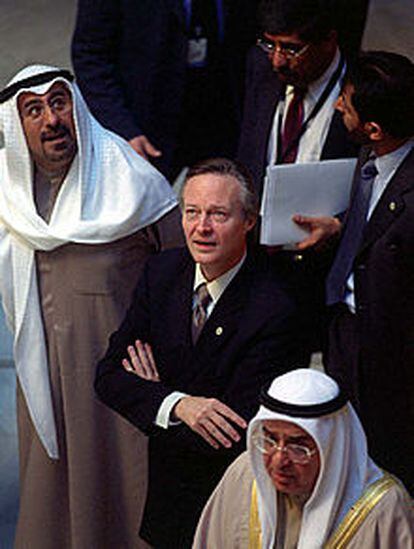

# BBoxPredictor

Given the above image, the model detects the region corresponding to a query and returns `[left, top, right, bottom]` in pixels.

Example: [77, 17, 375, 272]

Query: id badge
[187, 38, 208, 68]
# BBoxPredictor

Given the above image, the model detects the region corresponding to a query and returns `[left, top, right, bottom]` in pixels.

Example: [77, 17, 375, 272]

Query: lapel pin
[215, 326, 223, 336]
[389, 201, 397, 211]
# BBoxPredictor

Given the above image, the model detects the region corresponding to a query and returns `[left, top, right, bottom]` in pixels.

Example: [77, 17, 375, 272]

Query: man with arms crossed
[96, 158, 307, 548]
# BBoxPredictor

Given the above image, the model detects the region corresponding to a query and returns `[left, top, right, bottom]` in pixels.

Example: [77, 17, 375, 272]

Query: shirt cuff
[155, 391, 188, 429]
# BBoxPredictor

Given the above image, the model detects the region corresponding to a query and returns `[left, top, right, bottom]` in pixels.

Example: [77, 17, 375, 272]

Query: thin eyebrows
[185, 203, 229, 211]
[21, 97, 43, 110]
[263, 427, 280, 440]
[49, 90, 68, 100]
[21, 90, 68, 110]
[262, 428, 311, 445]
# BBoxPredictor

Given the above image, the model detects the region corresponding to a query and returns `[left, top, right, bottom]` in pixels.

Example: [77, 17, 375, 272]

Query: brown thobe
[14, 169, 183, 549]
[193, 452, 414, 549]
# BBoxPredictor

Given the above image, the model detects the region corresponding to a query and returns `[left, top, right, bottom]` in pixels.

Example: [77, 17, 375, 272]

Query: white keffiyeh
[0, 65, 178, 458]
[247, 369, 383, 548]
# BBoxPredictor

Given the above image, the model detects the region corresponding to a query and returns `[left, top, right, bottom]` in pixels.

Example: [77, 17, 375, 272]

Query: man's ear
[245, 214, 257, 232]
[363, 121, 384, 142]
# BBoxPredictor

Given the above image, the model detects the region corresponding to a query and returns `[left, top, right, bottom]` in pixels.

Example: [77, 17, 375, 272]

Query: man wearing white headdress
[193, 369, 414, 548]
[0, 64, 183, 549]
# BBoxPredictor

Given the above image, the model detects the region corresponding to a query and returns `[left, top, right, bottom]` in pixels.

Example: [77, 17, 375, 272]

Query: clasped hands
[122, 340, 246, 449]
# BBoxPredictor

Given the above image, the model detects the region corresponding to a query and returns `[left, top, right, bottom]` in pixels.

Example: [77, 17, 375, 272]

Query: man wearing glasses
[0, 64, 181, 549]
[193, 369, 414, 547]
[238, 0, 358, 357]
[239, 0, 357, 189]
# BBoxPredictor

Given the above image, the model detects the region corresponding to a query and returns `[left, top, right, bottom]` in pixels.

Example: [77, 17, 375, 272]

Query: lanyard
[276, 55, 345, 163]
[183, 0, 225, 43]
[215, 0, 225, 43]
[183, 0, 192, 29]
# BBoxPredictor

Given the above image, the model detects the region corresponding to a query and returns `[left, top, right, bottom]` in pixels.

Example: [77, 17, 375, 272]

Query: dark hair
[258, 0, 337, 43]
[346, 51, 414, 139]
[181, 158, 259, 220]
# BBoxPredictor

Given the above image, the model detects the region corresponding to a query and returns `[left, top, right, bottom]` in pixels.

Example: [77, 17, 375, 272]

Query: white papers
[260, 158, 357, 245]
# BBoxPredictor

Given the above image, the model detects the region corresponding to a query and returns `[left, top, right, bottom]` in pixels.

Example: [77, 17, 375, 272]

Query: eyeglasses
[19, 93, 73, 122]
[256, 38, 310, 60]
[251, 433, 317, 464]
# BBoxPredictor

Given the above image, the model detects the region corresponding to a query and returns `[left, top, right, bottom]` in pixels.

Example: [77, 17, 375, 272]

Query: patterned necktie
[192, 283, 212, 344]
[326, 156, 378, 305]
[280, 87, 306, 163]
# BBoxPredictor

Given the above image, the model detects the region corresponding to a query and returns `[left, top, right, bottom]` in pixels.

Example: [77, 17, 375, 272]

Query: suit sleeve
[170, 294, 307, 458]
[96, 258, 307, 456]
[220, 307, 307, 421]
[71, 0, 142, 139]
[95, 259, 177, 434]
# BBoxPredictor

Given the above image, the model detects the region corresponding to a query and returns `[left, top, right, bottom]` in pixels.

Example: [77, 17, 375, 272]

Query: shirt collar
[194, 253, 246, 305]
[375, 139, 414, 180]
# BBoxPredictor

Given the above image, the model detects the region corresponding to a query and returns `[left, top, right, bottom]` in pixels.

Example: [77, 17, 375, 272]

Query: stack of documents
[260, 158, 357, 245]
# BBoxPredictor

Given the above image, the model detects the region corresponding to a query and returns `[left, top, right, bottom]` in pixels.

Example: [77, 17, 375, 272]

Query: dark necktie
[192, 283, 212, 344]
[280, 87, 305, 163]
[326, 156, 378, 305]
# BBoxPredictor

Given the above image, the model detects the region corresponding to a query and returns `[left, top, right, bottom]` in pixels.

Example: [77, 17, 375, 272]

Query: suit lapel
[359, 149, 414, 254]
[165, 254, 250, 356]
[194, 258, 252, 352]
[166, 253, 195, 350]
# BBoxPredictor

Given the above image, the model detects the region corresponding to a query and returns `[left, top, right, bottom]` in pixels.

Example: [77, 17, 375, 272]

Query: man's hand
[129, 135, 162, 160]
[173, 396, 247, 450]
[122, 340, 160, 381]
[293, 214, 342, 251]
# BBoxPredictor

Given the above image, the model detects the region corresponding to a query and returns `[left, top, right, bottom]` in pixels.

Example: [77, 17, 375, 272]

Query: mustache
[273, 66, 295, 78]
[41, 124, 71, 142]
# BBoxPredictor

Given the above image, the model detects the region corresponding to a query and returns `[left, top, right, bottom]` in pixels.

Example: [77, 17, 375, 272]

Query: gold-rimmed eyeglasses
[256, 38, 310, 60]
[251, 433, 317, 464]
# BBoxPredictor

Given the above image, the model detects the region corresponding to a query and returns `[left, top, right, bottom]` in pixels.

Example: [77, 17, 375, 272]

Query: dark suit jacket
[237, 46, 358, 196]
[96, 248, 306, 546]
[236, 47, 358, 352]
[72, 0, 258, 178]
[334, 146, 414, 492]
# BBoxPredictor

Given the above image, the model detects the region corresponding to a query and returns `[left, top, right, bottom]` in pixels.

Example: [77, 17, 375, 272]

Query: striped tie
[192, 283, 212, 344]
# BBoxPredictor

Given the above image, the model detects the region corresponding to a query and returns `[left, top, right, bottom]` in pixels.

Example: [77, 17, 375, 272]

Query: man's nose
[43, 105, 59, 127]
[270, 446, 291, 466]
[196, 213, 212, 231]
[271, 49, 288, 70]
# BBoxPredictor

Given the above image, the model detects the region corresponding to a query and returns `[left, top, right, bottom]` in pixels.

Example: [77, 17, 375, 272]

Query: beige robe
[14, 200, 183, 549]
[193, 452, 414, 549]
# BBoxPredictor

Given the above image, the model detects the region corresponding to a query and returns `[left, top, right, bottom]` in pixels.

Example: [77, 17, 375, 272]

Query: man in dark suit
[71, 0, 258, 179]
[318, 52, 414, 494]
[238, 0, 357, 195]
[96, 158, 306, 547]
[237, 0, 359, 354]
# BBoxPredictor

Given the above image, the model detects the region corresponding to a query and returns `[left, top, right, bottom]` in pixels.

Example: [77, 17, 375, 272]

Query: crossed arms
[95, 252, 305, 454]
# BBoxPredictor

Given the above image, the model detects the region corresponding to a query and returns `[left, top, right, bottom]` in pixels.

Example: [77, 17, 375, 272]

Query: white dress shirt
[155, 254, 246, 428]
[266, 48, 344, 166]
[345, 140, 414, 311]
